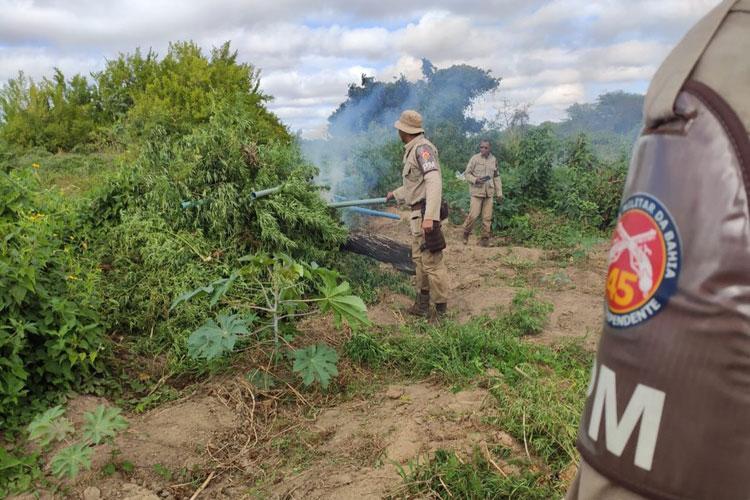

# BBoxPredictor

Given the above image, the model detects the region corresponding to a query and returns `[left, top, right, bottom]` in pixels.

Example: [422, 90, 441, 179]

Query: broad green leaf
[292, 342, 339, 389]
[27, 406, 74, 446]
[187, 313, 248, 360]
[318, 280, 370, 329]
[81, 404, 128, 445]
[50, 443, 94, 479]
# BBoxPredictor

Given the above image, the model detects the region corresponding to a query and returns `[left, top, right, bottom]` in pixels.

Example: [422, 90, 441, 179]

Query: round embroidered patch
[605, 193, 681, 328]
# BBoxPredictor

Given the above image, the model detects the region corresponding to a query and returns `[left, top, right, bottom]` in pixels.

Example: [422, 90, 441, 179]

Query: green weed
[391, 448, 559, 499]
[499, 289, 553, 336]
[337, 254, 415, 304]
[502, 255, 535, 271]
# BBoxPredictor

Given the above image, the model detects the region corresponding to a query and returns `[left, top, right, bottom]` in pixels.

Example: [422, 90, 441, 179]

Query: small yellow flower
[53, 233, 58, 237]
[68, 275, 78, 281]
[69, 236, 74, 241]
[81, 242, 88, 249]
[31, 163, 40, 168]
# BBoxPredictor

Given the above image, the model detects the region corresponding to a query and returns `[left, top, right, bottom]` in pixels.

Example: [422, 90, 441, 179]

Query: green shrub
[0, 168, 106, 431]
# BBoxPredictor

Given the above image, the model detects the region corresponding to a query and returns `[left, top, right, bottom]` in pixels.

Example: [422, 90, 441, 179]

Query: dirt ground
[17, 209, 608, 500]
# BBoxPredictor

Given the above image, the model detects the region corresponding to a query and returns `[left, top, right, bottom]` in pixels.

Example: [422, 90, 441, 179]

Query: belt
[411, 200, 425, 211]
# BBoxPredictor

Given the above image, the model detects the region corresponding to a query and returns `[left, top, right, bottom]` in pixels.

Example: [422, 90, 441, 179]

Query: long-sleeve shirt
[464, 153, 502, 198]
[393, 135, 442, 221]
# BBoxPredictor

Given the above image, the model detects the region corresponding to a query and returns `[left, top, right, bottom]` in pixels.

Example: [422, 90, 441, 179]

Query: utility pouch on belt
[574, 3, 750, 500]
[439, 199, 449, 221]
[413, 199, 449, 221]
[422, 223, 446, 253]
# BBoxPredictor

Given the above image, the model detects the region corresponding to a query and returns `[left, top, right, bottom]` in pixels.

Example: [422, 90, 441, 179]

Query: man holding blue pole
[386, 110, 450, 318]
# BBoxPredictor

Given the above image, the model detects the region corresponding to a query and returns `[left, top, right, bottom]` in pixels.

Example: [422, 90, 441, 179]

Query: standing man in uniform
[385, 110, 450, 318]
[462, 140, 503, 246]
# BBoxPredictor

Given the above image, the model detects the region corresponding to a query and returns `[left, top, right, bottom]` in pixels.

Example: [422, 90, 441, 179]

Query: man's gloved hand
[497, 193, 504, 202]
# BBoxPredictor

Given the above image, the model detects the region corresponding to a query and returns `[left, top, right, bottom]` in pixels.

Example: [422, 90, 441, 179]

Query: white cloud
[0, 0, 724, 137]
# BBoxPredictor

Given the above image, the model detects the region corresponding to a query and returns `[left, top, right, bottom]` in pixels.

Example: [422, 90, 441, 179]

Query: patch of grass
[391, 448, 559, 499]
[344, 297, 591, 498]
[489, 340, 590, 473]
[508, 275, 528, 288]
[499, 209, 608, 253]
[337, 253, 415, 304]
[272, 429, 327, 472]
[344, 289, 554, 380]
[502, 255, 535, 271]
[499, 289, 553, 336]
[540, 272, 572, 291]
[15, 151, 124, 197]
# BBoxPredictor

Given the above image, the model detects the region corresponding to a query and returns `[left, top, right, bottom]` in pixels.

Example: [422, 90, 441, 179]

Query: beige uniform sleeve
[492, 159, 502, 197]
[464, 156, 478, 184]
[423, 171, 442, 221]
[392, 186, 407, 205]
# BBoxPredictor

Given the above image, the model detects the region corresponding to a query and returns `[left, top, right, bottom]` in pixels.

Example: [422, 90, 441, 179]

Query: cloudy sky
[1, 0, 722, 138]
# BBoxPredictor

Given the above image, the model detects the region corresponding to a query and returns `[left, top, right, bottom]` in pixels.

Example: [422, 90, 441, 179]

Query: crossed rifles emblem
[608, 221, 658, 297]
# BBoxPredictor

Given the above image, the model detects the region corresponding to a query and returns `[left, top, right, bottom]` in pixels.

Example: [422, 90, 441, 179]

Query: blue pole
[347, 206, 400, 219]
[328, 197, 389, 208]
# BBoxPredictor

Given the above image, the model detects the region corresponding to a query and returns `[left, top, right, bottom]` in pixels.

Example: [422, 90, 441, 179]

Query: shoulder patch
[416, 145, 438, 174]
[605, 193, 681, 329]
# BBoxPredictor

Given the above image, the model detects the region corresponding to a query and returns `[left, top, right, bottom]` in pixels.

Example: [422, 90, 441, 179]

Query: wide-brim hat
[394, 109, 424, 134]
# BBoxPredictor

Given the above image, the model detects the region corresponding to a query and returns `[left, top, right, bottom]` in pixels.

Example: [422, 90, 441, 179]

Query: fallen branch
[342, 231, 415, 275]
[189, 471, 215, 500]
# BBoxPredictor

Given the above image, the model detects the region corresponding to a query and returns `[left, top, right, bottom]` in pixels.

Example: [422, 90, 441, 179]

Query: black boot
[407, 290, 431, 317]
[434, 302, 447, 319]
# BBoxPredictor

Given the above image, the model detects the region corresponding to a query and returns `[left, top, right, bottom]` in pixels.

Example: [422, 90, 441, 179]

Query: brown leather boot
[434, 302, 447, 319]
[462, 232, 470, 245]
[407, 290, 430, 317]
[479, 238, 490, 247]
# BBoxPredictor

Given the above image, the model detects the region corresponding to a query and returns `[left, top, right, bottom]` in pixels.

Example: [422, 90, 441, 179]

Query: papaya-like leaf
[187, 313, 249, 360]
[318, 280, 370, 329]
[50, 443, 94, 479]
[27, 406, 74, 446]
[81, 404, 128, 445]
[292, 342, 339, 389]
